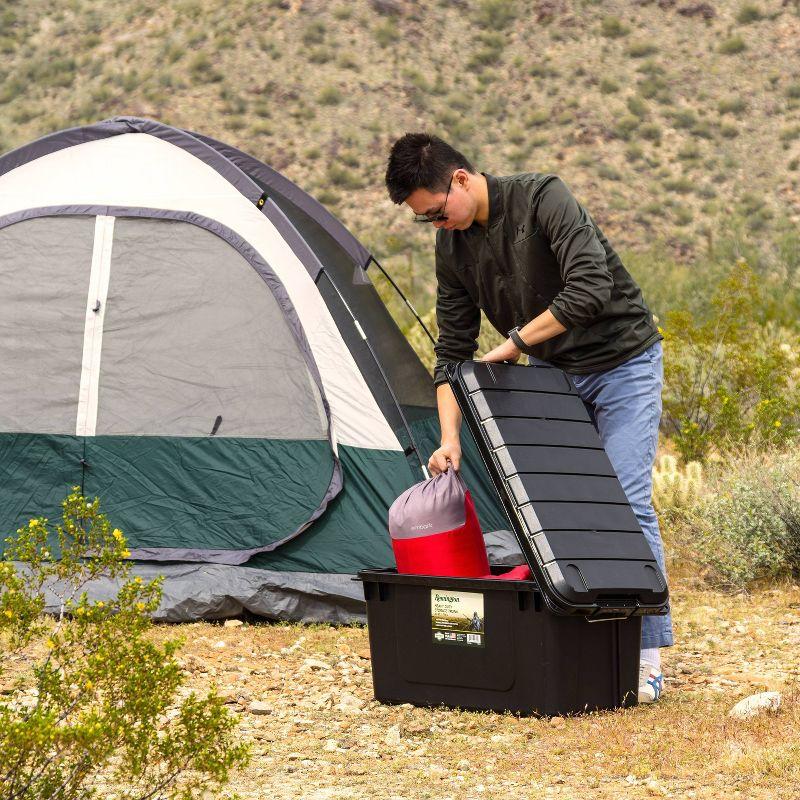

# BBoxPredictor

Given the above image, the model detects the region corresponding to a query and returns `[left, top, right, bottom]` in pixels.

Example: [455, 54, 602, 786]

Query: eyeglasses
[412, 175, 453, 223]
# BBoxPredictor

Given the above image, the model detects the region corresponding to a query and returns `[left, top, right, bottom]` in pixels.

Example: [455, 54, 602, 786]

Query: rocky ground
[159, 580, 800, 800]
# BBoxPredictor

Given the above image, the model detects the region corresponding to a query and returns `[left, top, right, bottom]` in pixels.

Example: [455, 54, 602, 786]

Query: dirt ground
[159, 579, 800, 800]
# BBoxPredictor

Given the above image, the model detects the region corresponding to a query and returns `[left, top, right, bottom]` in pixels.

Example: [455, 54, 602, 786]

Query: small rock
[549, 716, 565, 728]
[303, 657, 331, 671]
[223, 619, 243, 628]
[729, 691, 781, 719]
[336, 692, 367, 713]
[456, 759, 471, 771]
[213, 641, 226, 649]
[385, 724, 402, 745]
[248, 701, 273, 715]
[286, 752, 305, 760]
[355, 648, 371, 660]
[646, 779, 669, 796]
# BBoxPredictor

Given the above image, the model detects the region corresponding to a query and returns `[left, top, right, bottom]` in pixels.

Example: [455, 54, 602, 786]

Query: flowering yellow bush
[0, 488, 249, 800]
[661, 260, 800, 463]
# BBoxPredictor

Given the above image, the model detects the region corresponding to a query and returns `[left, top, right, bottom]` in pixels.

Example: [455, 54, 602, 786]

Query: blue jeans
[569, 341, 674, 649]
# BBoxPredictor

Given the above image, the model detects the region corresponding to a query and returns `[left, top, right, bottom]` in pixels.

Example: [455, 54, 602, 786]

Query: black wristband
[508, 326, 531, 353]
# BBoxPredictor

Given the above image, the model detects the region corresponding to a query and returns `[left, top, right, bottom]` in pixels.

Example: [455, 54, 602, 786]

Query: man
[384, 133, 672, 703]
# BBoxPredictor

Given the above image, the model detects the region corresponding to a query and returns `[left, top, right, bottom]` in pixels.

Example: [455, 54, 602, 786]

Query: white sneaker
[638, 661, 664, 704]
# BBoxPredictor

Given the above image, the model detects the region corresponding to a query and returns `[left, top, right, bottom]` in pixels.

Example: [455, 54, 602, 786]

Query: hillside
[1, 0, 798, 320]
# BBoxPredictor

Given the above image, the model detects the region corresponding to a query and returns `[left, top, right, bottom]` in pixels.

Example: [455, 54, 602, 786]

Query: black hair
[384, 132, 476, 204]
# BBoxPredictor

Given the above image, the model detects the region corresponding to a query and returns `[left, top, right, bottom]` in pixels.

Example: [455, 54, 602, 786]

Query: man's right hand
[428, 439, 462, 475]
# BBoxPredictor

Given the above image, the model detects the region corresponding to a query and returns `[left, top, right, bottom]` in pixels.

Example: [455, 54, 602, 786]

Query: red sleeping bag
[388, 469, 530, 581]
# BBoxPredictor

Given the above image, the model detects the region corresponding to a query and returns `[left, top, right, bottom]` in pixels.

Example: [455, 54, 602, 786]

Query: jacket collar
[483, 172, 504, 228]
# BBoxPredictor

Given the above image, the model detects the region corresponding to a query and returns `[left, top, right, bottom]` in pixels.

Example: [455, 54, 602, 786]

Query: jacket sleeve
[536, 177, 613, 329]
[433, 244, 480, 387]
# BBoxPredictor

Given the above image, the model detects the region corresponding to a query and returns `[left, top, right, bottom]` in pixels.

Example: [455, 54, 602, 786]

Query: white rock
[303, 657, 331, 671]
[729, 691, 782, 719]
[385, 724, 402, 745]
[223, 619, 243, 628]
[336, 691, 366, 711]
[213, 640, 227, 649]
[248, 701, 273, 715]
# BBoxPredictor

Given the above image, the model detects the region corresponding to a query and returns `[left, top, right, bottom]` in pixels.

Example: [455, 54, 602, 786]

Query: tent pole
[365, 256, 437, 347]
[316, 270, 428, 478]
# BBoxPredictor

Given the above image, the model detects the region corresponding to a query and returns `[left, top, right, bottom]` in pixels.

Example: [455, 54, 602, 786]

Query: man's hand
[428, 439, 462, 475]
[480, 338, 521, 364]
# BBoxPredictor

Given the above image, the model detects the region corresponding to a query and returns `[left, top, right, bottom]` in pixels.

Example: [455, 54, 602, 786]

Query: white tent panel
[0, 134, 401, 452]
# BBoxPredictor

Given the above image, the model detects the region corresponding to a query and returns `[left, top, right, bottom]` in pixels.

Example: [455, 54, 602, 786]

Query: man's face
[404, 170, 476, 231]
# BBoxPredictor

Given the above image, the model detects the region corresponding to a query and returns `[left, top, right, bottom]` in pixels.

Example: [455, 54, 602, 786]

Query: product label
[430, 589, 485, 647]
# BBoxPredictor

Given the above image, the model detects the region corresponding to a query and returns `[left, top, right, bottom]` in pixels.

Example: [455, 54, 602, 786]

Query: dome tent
[0, 117, 511, 621]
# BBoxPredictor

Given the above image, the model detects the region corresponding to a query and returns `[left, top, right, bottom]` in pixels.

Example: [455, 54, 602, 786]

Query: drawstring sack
[388, 469, 491, 577]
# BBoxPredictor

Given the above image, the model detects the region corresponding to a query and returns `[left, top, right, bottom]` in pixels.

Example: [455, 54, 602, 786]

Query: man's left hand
[480, 339, 521, 363]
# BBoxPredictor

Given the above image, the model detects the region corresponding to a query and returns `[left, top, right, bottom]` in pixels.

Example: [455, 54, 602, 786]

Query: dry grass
[142, 580, 800, 799]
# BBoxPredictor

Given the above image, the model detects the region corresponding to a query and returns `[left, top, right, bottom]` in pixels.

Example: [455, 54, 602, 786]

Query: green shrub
[637, 73, 670, 102]
[639, 122, 662, 142]
[662, 176, 693, 194]
[318, 85, 343, 105]
[626, 95, 648, 119]
[326, 162, 363, 189]
[0, 76, 25, 104]
[670, 108, 697, 129]
[597, 164, 622, 181]
[507, 123, 525, 145]
[164, 41, 186, 64]
[693, 452, 800, 589]
[718, 96, 748, 115]
[474, 0, 517, 29]
[308, 46, 333, 64]
[526, 109, 549, 127]
[719, 35, 747, 55]
[600, 77, 620, 94]
[613, 114, 640, 140]
[0, 489, 250, 800]
[736, 3, 764, 24]
[690, 119, 715, 139]
[302, 20, 326, 46]
[188, 53, 222, 82]
[720, 122, 739, 138]
[661, 262, 800, 463]
[695, 183, 718, 199]
[625, 142, 645, 161]
[677, 142, 702, 161]
[600, 16, 629, 38]
[374, 20, 396, 47]
[787, 83, 800, 99]
[780, 125, 800, 143]
[337, 53, 359, 70]
[627, 41, 658, 58]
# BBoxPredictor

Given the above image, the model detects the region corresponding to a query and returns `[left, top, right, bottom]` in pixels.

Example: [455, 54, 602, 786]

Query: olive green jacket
[432, 172, 662, 386]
